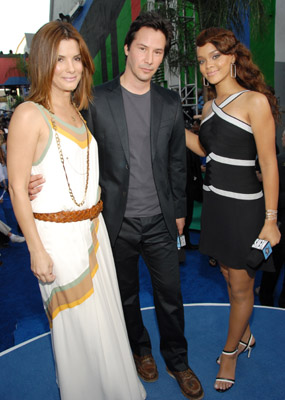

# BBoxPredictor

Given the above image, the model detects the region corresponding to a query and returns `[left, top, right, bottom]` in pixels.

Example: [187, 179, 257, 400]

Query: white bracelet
[265, 209, 278, 220]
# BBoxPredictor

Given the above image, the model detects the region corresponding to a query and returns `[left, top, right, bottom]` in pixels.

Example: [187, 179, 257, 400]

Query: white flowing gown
[31, 103, 146, 400]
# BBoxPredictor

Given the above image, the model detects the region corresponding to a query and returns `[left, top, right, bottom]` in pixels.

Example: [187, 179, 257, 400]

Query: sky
[1, 0, 50, 54]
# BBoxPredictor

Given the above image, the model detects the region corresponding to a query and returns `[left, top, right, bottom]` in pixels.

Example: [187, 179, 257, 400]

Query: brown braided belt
[33, 200, 103, 223]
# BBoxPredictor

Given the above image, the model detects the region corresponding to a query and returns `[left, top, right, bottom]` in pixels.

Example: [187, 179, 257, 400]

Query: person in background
[0, 220, 25, 243]
[7, 20, 145, 400]
[0, 126, 7, 191]
[186, 27, 280, 392]
[183, 120, 203, 252]
[0, 163, 24, 245]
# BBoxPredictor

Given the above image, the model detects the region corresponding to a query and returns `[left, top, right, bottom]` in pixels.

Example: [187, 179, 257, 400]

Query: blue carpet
[1, 305, 285, 400]
[1, 192, 285, 399]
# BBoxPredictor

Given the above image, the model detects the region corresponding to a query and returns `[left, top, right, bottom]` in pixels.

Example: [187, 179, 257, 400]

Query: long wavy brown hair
[196, 27, 279, 122]
[26, 21, 94, 110]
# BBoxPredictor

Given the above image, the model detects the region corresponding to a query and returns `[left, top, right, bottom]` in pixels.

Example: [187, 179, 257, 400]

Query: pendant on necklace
[71, 115, 76, 122]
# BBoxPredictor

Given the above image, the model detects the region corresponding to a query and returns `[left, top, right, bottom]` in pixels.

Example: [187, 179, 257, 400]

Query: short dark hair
[124, 11, 173, 57]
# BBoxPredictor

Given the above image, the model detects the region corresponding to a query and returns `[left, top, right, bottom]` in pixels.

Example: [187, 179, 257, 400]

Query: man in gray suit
[30, 12, 203, 400]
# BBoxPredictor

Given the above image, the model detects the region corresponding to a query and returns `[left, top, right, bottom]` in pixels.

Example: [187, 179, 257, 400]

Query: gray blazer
[83, 76, 187, 246]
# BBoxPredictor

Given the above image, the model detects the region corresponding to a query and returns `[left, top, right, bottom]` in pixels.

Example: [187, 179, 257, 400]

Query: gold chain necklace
[48, 103, 90, 207]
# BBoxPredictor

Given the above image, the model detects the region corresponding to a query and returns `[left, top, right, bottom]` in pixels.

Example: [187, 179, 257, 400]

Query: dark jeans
[113, 214, 188, 371]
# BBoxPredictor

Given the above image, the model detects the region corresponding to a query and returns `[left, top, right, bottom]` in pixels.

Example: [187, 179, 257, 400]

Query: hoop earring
[203, 77, 209, 87]
[231, 63, 237, 78]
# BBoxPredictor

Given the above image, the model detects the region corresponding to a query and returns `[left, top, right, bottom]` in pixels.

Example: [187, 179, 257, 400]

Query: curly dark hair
[124, 11, 173, 57]
[196, 27, 279, 122]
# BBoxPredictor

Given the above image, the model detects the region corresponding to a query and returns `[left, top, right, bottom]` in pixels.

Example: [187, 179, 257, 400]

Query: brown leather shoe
[133, 354, 159, 382]
[167, 367, 204, 400]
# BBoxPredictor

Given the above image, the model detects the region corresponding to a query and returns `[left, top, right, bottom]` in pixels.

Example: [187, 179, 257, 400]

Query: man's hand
[28, 174, 45, 200]
[176, 217, 185, 236]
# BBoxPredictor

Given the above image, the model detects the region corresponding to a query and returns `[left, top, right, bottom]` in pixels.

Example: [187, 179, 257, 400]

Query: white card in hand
[179, 235, 186, 247]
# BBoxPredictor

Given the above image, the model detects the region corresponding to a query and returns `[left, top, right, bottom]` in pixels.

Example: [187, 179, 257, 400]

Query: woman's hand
[30, 250, 56, 283]
[258, 220, 281, 247]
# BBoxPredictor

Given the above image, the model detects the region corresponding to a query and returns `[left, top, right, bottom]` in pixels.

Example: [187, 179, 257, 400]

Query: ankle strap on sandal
[222, 348, 238, 356]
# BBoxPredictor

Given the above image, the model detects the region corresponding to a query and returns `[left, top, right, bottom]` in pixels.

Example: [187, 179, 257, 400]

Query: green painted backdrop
[250, 0, 276, 87]
[93, 0, 147, 86]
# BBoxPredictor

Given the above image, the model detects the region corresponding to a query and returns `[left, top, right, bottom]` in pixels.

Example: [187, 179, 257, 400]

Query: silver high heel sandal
[239, 333, 256, 358]
[215, 348, 238, 393]
[216, 333, 256, 364]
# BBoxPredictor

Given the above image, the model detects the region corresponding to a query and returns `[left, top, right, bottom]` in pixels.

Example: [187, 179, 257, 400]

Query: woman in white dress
[7, 21, 146, 400]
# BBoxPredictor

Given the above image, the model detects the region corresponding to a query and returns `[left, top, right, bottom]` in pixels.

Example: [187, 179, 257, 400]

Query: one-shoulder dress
[198, 91, 274, 275]
[31, 103, 146, 400]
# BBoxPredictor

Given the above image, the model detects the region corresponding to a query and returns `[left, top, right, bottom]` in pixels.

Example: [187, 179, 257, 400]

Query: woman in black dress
[186, 27, 280, 392]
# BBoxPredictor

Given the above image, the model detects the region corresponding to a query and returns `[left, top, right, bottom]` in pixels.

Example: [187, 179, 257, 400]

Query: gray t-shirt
[121, 86, 161, 217]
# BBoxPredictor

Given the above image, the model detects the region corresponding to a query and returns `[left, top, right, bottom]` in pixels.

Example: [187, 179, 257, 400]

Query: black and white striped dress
[199, 90, 274, 274]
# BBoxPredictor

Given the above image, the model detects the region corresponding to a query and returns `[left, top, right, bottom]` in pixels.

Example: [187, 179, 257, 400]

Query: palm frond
[145, 0, 268, 74]
[188, 0, 267, 37]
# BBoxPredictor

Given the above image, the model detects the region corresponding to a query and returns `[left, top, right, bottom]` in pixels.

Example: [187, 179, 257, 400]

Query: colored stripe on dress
[50, 122, 92, 149]
[201, 111, 214, 125]
[203, 184, 263, 200]
[45, 219, 100, 328]
[206, 152, 256, 166]
[212, 101, 253, 133]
